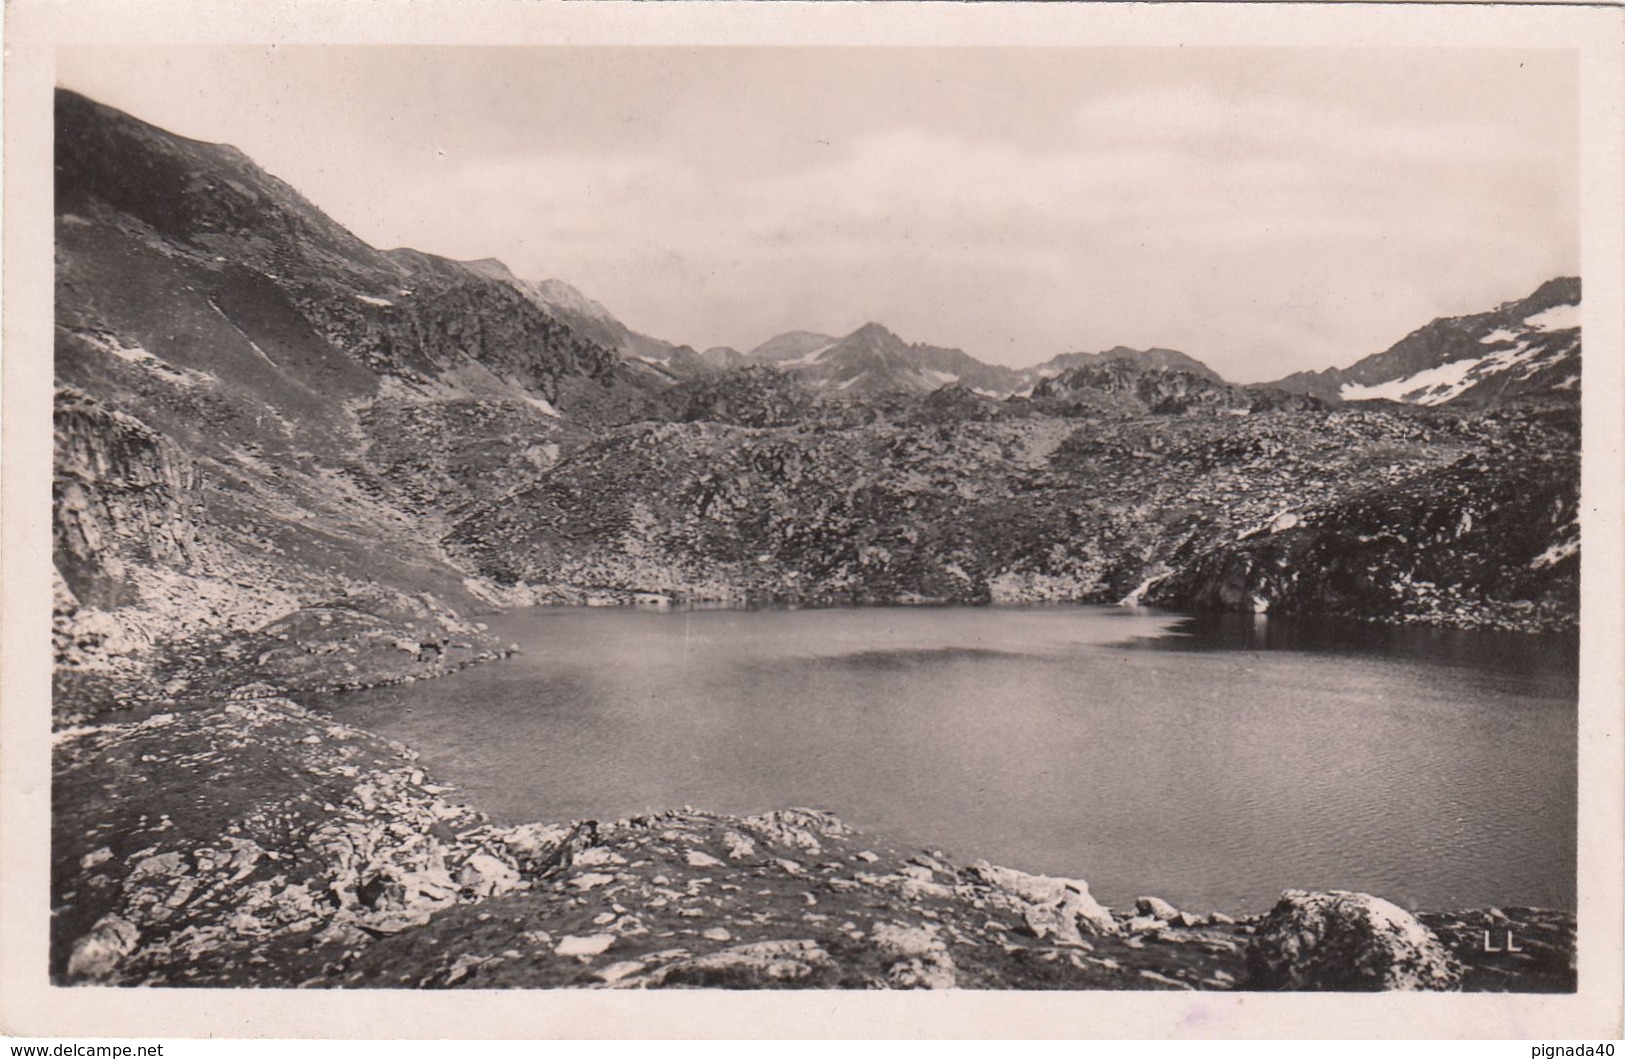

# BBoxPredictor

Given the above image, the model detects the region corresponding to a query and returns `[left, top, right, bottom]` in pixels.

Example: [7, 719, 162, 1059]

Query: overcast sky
[58, 46, 1577, 380]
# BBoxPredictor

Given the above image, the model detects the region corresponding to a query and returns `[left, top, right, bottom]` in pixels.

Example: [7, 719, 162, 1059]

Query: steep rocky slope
[52, 88, 654, 716]
[749, 330, 840, 364]
[1269, 277, 1580, 406]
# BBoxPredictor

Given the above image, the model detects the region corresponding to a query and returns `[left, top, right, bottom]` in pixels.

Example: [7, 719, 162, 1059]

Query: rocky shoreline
[51, 605, 1576, 993]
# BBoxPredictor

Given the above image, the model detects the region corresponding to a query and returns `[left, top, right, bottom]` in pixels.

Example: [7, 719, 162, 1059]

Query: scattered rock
[555, 933, 616, 958]
[1247, 890, 1463, 991]
[568, 873, 616, 891]
[593, 960, 647, 984]
[966, 860, 1117, 935]
[79, 846, 113, 869]
[646, 939, 834, 988]
[871, 921, 956, 989]
[66, 914, 139, 980]
[457, 853, 521, 898]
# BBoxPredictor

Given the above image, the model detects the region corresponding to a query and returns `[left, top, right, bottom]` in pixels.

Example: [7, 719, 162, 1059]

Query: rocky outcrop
[53, 388, 201, 608]
[1246, 890, 1463, 991]
[964, 861, 1118, 941]
[1145, 412, 1580, 632]
[1028, 361, 1318, 418]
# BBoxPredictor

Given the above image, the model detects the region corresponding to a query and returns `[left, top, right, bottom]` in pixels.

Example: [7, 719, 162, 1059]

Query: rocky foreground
[52, 635, 1575, 993]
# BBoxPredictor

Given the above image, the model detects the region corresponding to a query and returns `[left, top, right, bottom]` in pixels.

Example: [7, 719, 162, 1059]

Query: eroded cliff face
[1144, 424, 1580, 631]
[54, 388, 202, 608]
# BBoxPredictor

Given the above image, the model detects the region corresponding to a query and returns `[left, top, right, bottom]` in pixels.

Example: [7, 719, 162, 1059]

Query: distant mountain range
[482, 263, 1579, 413]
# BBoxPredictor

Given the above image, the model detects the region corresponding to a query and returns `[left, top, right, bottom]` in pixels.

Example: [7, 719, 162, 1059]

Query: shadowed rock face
[1246, 890, 1463, 991]
[54, 388, 202, 609]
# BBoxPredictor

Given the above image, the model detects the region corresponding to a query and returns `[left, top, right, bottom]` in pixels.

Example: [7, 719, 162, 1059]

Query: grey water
[320, 605, 1577, 914]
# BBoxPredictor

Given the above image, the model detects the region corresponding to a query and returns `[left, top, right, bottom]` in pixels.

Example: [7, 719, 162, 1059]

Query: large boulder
[1246, 889, 1463, 991]
[870, 921, 957, 989]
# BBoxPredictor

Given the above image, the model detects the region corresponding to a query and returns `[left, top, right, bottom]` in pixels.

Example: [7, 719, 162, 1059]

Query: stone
[896, 878, 954, 902]
[966, 860, 1117, 935]
[1022, 902, 1088, 947]
[555, 933, 616, 958]
[79, 846, 114, 869]
[1246, 890, 1463, 991]
[66, 914, 139, 980]
[492, 822, 576, 870]
[127, 852, 187, 883]
[361, 909, 433, 934]
[573, 846, 627, 868]
[1137, 896, 1181, 920]
[871, 921, 956, 989]
[648, 939, 832, 987]
[740, 808, 848, 855]
[457, 852, 521, 897]
[721, 831, 756, 859]
[568, 872, 616, 891]
[702, 927, 733, 942]
[685, 850, 724, 869]
[593, 960, 648, 984]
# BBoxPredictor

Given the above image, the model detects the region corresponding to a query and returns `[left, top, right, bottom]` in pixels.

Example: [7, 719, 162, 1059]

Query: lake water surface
[321, 605, 1577, 914]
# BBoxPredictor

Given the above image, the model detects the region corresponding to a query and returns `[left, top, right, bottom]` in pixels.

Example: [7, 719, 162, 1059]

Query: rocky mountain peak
[1266, 276, 1581, 407]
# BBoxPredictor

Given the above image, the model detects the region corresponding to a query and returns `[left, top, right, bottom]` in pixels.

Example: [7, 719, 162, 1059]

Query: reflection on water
[319, 605, 1577, 913]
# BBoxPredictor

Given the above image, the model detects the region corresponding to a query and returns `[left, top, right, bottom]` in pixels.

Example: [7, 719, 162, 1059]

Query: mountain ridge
[1267, 277, 1580, 406]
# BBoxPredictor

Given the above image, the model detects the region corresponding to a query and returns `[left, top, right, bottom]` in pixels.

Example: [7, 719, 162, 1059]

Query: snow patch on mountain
[779, 342, 839, 367]
[1341, 336, 1565, 406]
[1524, 303, 1580, 331]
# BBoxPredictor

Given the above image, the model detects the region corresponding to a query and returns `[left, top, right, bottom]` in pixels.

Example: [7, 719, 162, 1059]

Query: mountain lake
[319, 605, 1578, 914]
